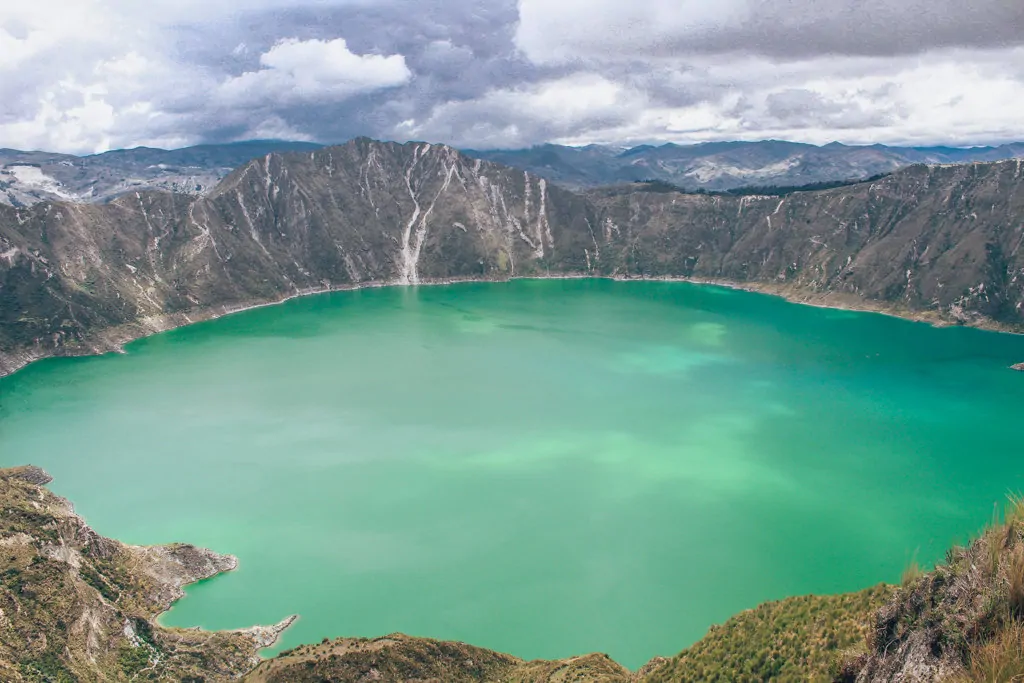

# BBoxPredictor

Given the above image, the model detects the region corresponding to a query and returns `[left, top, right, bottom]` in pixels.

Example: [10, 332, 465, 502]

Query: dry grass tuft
[902, 560, 924, 587]
[962, 621, 1024, 683]
[1008, 547, 1024, 621]
[1006, 493, 1024, 528]
[986, 533, 1005, 578]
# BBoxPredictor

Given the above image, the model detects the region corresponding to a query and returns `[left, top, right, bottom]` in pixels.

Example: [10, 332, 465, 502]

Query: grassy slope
[642, 586, 895, 683]
[243, 589, 894, 682]
[245, 634, 635, 683]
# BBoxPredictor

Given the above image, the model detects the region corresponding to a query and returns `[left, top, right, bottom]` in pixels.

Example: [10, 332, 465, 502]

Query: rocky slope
[589, 160, 1024, 329]
[2, 138, 1024, 377]
[0, 466, 294, 681]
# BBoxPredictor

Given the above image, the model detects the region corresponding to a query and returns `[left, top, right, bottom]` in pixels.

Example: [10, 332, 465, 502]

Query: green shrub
[118, 644, 152, 676]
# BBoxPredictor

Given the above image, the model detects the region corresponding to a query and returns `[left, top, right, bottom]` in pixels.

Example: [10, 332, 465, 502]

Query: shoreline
[1, 273, 1021, 380]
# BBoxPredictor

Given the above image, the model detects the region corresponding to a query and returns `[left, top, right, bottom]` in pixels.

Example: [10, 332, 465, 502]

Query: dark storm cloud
[515, 0, 1024, 63]
[155, 0, 569, 146]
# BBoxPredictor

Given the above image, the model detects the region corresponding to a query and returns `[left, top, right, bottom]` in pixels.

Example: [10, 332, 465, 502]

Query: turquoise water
[2, 280, 1024, 668]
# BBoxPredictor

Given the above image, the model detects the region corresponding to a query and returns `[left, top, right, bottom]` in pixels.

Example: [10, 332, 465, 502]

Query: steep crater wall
[2, 139, 1023, 376]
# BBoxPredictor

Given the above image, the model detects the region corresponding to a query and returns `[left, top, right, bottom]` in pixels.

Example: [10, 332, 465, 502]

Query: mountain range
[469, 140, 1024, 190]
[4, 138, 1024, 207]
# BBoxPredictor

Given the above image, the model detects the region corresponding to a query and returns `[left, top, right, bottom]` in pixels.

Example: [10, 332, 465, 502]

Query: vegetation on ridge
[641, 586, 894, 683]
[633, 173, 892, 197]
[245, 634, 635, 682]
[846, 495, 1024, 681]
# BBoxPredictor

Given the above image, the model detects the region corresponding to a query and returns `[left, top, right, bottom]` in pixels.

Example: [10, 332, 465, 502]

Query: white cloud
[399, 73, 643, 148]
[218, 38, 411, 106]
[0, 1, 196, 151]
[504, 0, 1024, 148]
[0, 2, 114, 70]
[0, 0, 1021, 153]
[0, 2, 409, 153]
[402, 48, 1024, 148]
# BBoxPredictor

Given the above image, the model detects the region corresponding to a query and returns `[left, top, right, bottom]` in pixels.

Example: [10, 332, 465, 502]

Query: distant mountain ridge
[2, 138, 1024, 207]
[468, 140, 1024, 190]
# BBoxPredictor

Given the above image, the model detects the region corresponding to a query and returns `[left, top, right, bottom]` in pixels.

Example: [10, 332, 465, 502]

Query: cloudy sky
[1, 0, 1022, 153]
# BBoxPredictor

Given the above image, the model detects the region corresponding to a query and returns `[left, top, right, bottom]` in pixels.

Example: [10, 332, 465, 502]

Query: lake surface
[3, 279, 1024, 668]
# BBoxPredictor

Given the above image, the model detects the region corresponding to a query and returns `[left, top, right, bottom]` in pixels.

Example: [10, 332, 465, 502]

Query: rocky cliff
[2, 138, 1024, 377]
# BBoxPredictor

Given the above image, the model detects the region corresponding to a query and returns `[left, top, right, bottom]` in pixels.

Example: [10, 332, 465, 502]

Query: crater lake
[3, 279, 1024, 668]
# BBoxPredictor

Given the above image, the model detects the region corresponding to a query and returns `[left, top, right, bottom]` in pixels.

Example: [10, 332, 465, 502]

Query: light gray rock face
[2, 139, 1023, 377]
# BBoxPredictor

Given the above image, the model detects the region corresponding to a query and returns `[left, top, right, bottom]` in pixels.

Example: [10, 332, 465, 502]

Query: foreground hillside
[8, 465, 1024, 681]
[2, 139, 1024, 376]
[245, 587, 892, 683]
[0, 465, 891, 681]
[246, 636, 635, 682]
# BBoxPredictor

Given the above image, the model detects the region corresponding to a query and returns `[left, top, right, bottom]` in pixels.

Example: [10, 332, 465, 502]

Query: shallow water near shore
[3, 279, 1024, 668]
